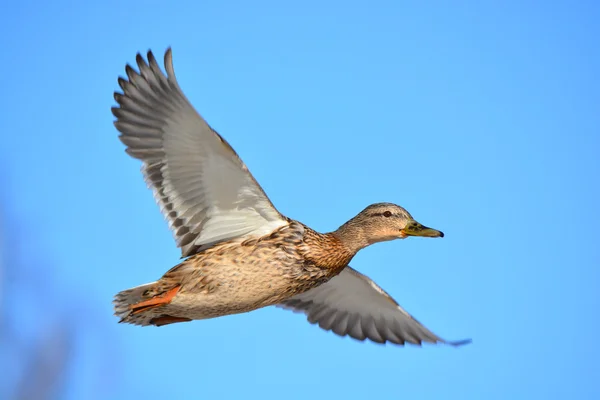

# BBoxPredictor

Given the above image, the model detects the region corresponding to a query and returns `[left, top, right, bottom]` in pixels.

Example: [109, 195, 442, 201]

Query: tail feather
[113, 282, 159, 326]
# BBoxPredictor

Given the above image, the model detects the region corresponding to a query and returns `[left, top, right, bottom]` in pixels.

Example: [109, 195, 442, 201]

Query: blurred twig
[0, 200, 73, 400]
[0, 189, 117, 399]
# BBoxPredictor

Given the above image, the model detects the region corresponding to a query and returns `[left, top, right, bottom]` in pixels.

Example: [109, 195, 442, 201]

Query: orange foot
[150, 315, 193, 327]
[130, 285, 181, 315]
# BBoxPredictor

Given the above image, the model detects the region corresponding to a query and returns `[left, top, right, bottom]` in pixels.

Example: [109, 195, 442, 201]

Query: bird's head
[334, 203, 444, 252]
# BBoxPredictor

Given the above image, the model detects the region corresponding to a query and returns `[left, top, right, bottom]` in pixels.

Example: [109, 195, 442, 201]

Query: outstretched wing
[112, 49, 287, 257]
[279, 266, 470, 346]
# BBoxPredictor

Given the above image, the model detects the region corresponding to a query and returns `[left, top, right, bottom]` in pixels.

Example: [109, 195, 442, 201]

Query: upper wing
[279, 266, 470, 346]
[112, 49, 288, 257]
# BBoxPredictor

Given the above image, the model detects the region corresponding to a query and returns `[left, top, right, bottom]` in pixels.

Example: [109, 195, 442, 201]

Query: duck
[112, 48, 470, 347]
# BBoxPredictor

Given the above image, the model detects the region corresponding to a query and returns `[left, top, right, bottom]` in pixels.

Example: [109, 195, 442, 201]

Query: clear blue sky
[1, 1, 599, 399]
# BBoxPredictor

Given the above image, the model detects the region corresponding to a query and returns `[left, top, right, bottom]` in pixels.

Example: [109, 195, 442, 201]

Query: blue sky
[1, 1, 599, 399]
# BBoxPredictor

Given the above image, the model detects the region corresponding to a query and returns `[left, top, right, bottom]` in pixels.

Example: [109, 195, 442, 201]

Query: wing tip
[164, 47, 176, 79]
[446, 338, 472, 347]
[124, 63, 137, 82]
[147, 49, 159, 69]
[135, 52, 145, 67]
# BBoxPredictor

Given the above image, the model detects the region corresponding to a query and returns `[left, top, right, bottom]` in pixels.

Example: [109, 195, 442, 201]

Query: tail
[113, 282, 160, 326]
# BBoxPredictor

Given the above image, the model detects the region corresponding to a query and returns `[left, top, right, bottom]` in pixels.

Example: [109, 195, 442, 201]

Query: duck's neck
[331, 220, 370, 255]
[302, 227, 356, 271]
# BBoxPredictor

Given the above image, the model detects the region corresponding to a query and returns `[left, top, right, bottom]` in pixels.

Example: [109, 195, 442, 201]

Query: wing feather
[112, 49, 287, 257]
[279, 266, 471, 346]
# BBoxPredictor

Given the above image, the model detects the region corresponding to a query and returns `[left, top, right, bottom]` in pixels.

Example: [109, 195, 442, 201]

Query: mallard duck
[112, 48, 470, 347]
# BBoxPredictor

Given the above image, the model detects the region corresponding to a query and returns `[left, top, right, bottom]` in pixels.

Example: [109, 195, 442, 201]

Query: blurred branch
[0, 192, 117, 399]
[0, 200, 73, 400]
[13, 324, 72, 400]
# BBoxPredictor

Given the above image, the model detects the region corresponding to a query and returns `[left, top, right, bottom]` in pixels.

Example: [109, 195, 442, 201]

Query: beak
[401, 220, 444, 238]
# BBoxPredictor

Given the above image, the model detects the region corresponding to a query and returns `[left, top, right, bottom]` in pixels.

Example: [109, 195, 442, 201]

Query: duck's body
[112, 49, 470, 346]
[115, 222, 352, 326]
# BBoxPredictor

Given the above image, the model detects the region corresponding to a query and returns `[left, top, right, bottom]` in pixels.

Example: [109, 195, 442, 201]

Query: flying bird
[112, 48, 470, 347]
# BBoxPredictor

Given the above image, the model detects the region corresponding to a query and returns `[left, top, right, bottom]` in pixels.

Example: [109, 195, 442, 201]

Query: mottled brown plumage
[116, 221, 355, 326]
[111, 49, 470, 347]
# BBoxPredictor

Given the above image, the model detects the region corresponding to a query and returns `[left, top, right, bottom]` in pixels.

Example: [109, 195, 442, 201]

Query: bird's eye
[383, 211, 392, 217]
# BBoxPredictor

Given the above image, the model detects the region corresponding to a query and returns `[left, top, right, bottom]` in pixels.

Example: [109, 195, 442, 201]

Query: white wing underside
[112, 49, 287, 257]
[279, 267, 470, 346]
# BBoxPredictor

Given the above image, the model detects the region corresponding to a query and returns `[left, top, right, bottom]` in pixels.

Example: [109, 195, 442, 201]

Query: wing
[112, 49, 288, 257]
[279, 267, 471, 346]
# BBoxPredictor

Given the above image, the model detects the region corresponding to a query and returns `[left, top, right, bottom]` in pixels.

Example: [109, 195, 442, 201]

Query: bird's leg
[150, 315, 193, 326]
